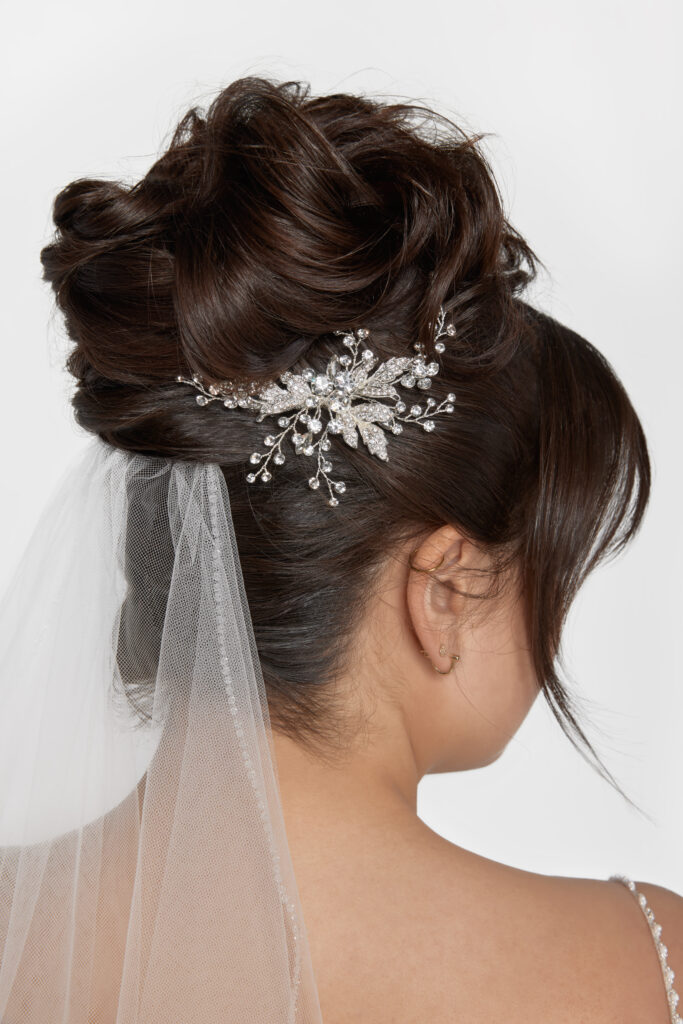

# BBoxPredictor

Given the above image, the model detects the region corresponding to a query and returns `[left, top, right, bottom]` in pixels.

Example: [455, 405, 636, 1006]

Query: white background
[2, 1, 681, 890]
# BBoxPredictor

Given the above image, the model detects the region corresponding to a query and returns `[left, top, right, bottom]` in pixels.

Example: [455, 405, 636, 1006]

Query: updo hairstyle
[40, 77, 650, 784]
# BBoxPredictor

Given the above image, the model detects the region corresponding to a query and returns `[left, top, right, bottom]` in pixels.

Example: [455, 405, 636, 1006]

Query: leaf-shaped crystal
[336, 408, 359, 448]
[357, 381, 401, 400]
[280, 371, 313, 399]
[352, 402, 395, 426]
[253, 387, 303, 417]
[357, 421, 389, 460]
[349, 362, 372, 389]
[363, 356, 414, 389]
[255, 374, 312, 417]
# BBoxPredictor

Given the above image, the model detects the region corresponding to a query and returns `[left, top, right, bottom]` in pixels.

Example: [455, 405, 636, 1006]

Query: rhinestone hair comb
[176, 307, 457, 507]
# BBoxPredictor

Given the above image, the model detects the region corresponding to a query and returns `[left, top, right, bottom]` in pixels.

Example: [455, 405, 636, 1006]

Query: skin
[19, 525, 677, 1021]
[270, 525, 683, 1023]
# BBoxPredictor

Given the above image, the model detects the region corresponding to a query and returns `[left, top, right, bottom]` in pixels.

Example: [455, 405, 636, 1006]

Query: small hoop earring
[419, 645, 461, 674]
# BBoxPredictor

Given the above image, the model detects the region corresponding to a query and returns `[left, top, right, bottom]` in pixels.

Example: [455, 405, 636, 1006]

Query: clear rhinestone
[334, 481, 346, 493]
[446, 324, 456, 336]
[303, 445, 315, 456]
[249, 452, 262, 464]
[237, 398, 249, 408]
[302, 368, 316, 382]
[427, 362, 439, 374]
[417, 378, 431, 389]
[273, 452, 285, 465]
[446, 403, 455, 413]
[423, 420, 435, 432]
[400, 375, 416, 388]
[321, 438, 331, 451]
[308, 477, 320, 490]
[264, 435, 275, 446]
[261, 470, 271, 482]
[305, 397, 316, 408]
[342, 335, 355, 347]
[426, 397, 436, 406]
[362, 349, 374, 361]
[321, 459, 332, 473]
[447, 392, 456, 402]
[313, 374, 332, 394]
[308, 418, 322, 433]
[395, 401, 406, 413]
[277, 416, 288, 427]
[328, 497, 340, 506]
[357, 328, 370, 339]
[223, 398, 237, 407]
[246, 473, 256, 483]
[197, 395, 209, 406]
[434, 341, 445, 353]
[410, 405, 422, 416]
[328, 419, 342, 434]
[391, 424, 403, 434]
[339, 354, 352, 366]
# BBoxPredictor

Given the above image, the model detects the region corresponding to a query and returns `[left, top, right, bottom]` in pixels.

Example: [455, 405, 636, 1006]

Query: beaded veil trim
[610, 874, 681, 1023]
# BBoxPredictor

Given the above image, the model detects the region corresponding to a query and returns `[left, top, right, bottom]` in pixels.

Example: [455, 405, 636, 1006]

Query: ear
[404, 524, 470, 672]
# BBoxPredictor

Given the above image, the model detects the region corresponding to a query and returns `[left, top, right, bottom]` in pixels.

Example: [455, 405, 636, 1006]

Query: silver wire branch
[176, 306, 457, 507]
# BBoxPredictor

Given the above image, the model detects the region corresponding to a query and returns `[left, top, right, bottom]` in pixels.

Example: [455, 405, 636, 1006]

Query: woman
[0, 74, 680, 1022]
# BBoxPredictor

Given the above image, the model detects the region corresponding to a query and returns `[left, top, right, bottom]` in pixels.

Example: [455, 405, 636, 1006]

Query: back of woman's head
[39, 75, 650, 778]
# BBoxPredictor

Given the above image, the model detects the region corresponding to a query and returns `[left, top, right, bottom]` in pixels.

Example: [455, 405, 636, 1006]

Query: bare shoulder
[292, 814, 682, 1023]
[420, 836, 682, 1022]
[482, 863, 683, 1023]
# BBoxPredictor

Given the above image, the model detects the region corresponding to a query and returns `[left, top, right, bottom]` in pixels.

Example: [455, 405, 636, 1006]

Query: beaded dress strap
[610, 874, 681, 1023]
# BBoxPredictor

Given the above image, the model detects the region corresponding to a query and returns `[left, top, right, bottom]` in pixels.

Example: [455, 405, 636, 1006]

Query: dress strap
[610, 874, 681, 1023]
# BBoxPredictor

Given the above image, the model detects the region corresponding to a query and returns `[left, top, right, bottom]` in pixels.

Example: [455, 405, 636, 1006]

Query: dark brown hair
[39, 76, 650, 792]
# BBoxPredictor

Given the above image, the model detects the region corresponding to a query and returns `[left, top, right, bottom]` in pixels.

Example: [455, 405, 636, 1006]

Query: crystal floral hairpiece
[176, 307, 457, 507]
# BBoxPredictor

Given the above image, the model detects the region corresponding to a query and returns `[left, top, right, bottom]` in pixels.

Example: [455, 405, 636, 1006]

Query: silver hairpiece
[176, 307, 457, 506]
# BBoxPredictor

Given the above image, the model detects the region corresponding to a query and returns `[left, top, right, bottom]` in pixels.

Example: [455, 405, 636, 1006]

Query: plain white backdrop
[2, 0, 681, 889]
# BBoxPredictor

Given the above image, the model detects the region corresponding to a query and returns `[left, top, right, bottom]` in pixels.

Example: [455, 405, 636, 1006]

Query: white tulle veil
[0, 436, 323, 1022]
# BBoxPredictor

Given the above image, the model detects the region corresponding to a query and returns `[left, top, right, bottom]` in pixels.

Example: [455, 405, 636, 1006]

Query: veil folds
[0, 437, 322, 1022]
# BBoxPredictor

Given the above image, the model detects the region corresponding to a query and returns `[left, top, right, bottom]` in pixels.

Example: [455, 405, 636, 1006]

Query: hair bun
[40, 75, 537, 442]
[50, 178, 128, 238]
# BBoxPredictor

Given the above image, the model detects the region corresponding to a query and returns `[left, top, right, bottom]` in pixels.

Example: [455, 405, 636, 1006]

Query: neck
[269, 721, 421, 834]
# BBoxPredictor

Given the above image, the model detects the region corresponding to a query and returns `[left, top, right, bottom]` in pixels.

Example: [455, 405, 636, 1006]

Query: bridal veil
[0, 436, 323, 1021]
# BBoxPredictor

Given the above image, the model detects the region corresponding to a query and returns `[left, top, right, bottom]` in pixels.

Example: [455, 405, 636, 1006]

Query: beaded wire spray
[176, 306, 457, 507]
